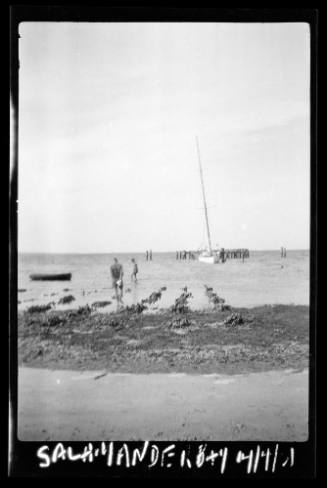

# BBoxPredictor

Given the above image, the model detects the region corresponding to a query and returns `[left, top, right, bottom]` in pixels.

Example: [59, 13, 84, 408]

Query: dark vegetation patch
[18, 304, 309, 374]
[91, 301, 112, 309]
[27, 303, 53, 314]
[58, 295, 75, 305]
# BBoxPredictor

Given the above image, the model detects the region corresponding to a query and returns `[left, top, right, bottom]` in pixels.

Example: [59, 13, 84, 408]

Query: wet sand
[18, 367, 308, 441]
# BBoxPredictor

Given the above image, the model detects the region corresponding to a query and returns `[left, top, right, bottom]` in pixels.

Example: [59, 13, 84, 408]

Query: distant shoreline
[18, 249, 310, 255]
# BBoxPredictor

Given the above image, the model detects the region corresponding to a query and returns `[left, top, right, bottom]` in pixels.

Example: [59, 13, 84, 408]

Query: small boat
[29, 273, 72, 281]
[198, 250, 219, 264]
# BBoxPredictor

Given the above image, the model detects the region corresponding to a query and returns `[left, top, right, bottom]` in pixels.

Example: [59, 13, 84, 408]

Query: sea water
[17, 251, 310, 312]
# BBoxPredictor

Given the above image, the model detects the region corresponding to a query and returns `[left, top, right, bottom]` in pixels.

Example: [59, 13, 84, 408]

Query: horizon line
[17, 249, 310, 254]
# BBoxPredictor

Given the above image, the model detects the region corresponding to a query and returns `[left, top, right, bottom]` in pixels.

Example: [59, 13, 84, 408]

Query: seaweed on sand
[68, 305, 92, 317]
[108, 318, 123, 329]
[27, 303, 53, 314]
[91, 301, 112, 309]
[204, 285, 231, 311]
[49, 315, 66, 327]
[171, 287, 193, 315]
[224, 312, 245, 327]
[147, 290, 163, 305]
[42, 314, 66, 328]
[124, 299, 148, 315]
[17, 304, 309, 372]
[58, 295, 76, 305]
[123, 287, 167, 316]
[169, 287, 193, 328]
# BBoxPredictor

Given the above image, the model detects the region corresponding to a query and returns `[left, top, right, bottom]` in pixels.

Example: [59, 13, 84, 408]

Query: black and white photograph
[9, 8, 317, 477]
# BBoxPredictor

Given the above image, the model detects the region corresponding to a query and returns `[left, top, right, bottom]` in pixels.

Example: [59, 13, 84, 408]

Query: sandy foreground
[18, 367, 308, 442]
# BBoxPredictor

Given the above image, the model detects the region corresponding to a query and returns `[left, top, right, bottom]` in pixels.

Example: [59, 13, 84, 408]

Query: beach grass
[18, 304, 309, 374]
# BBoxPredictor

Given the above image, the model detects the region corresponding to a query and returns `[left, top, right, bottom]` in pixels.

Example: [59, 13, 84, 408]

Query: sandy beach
[17, 303, 309, 441]
[18, 367, 308, 441]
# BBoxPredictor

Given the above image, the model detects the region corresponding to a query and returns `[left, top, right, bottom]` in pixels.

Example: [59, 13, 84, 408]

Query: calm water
[17, 251, 310, 312]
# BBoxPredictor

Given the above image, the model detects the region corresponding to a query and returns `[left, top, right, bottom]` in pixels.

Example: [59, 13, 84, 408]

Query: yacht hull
[198, 254, 219, 264]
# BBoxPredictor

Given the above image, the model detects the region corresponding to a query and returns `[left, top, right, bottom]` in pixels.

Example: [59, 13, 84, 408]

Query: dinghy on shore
[29, 273, 72, 281]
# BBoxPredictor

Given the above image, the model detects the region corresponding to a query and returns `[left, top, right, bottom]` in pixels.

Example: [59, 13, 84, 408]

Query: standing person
[110, 257, 124, 307]
[146, 250, 149, 261]
[131, 258, 138, 283]
[149, 249, 152, 261]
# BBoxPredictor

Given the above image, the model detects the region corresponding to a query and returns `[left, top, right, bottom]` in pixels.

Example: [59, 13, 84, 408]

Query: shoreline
[18, 249, 310, 254]
[18, 304, 309, 374]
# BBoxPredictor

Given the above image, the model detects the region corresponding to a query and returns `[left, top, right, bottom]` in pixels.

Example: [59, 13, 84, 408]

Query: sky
[17, 22, 310, 252]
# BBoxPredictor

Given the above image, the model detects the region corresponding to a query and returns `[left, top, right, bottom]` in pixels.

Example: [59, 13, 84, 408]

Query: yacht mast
[196, 136, 212, 254]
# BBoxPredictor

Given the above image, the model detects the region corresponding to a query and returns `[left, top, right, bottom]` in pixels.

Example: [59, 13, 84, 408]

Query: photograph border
[9, 7, 318, 478]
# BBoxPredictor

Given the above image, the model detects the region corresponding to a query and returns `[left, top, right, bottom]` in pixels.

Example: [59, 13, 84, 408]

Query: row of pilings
[223, 248, 250, 260]
[176, 250, 196, 260]
[175, 249, 250, 261]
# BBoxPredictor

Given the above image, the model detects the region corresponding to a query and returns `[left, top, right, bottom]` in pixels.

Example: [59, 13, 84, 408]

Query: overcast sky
[18, 22, 310, 253]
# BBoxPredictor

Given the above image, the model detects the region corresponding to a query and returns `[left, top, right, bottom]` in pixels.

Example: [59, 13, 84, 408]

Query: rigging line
[196, 135, 213, 253]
